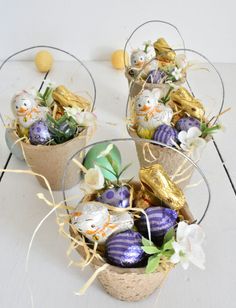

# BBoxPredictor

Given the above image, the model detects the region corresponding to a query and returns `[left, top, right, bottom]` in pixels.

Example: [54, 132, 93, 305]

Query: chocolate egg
[83, 143, 121, 181]
[29, 120, 51, 145]
[176, 117, 201, 132]
[146, 69, 166, 84]
[106, 230, 146, 267]
[97, 185, 130, 208]
[152, 124, 178, 146]
[137, 206, 177, 242]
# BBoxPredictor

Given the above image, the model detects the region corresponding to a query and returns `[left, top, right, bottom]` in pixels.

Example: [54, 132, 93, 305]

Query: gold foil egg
[154, 38, 176, 63]
[170, 87, 205, 120]
[111, 50, 129, 69]
[35, 50, 53, 73]
[52, 85, 91, 110]
[139, 164, 186, 211]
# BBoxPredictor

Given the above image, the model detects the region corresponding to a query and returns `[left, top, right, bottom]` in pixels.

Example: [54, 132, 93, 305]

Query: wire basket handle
[126, 48, 225, 125]
[0, 45, 97, 111]
[123, 20, 186, 69]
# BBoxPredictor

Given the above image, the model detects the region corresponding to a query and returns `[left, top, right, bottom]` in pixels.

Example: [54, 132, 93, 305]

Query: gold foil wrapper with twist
[154, 38, 176, 64]
[139, 164, 186, 211]
[170, 87, 205, 120]
[52, 85, 91, 110]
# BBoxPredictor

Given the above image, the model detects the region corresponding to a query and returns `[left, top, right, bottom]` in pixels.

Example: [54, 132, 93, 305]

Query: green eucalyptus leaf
[141, 246, 160, 254]
[146, 254, 161, 274]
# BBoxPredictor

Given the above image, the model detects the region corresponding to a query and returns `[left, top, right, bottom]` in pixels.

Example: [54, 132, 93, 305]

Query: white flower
[176, 54, 188, 69]
[170, 221, 206, 270]
[64, 107, 83, 120]
[97, 144, 114, 158]
[76, 112, 96, 127]
[171, 67, 182, 81]
[81, 165, 104, 193]
[178, 127, 206, 161]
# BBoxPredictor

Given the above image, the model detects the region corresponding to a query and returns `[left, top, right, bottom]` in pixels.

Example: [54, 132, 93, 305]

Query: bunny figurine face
[11, 91, 37, 117]
[130, 50, 147, 69]
[72, 201, 133, 243]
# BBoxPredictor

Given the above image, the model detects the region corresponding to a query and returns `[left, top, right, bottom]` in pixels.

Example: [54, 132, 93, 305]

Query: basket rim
[8, 127, 88, 150]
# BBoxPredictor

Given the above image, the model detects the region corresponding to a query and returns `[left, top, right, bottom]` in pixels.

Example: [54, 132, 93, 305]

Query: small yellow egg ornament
[35, 50, 53, 73]
[111, 50, 129, 70]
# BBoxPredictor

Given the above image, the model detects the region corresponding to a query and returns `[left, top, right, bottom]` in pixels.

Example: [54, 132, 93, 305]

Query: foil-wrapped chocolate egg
[97, 185, 130, 208]
[146, 69, 166, 84]
[176, 117, 201, 132]
[29, 120, 51, 145]
[152, 124, 178, 146]
[137, 206, 177, 243]
[106, 230, 146, 267]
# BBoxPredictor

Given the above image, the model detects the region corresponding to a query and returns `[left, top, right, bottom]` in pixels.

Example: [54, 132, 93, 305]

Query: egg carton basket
[125, 49, 225, 187]
[124, 20, 186, 98]
[0, 46, 96, 190]
[63, 138, 211, 302]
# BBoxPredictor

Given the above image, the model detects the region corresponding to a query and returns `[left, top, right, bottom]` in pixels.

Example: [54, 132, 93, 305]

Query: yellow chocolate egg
[111, 50, 129, 70]
[35, 50, 53, 73]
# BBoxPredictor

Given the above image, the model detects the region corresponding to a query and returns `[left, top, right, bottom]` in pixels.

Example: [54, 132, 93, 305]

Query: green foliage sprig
[142, 228, 175, 274]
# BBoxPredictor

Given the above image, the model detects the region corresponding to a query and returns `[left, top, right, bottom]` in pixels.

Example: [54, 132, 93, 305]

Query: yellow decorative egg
[111, 50, 129, 70]
[35, 50, 53, 73]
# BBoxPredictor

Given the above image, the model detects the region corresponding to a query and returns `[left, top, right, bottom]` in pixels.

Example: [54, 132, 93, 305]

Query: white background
[0, 0, 235, 62]
[0, 1, 236, 308]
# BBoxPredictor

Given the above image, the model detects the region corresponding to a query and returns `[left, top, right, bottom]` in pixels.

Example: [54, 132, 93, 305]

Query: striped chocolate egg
[96, 185, 130, 208]
[137, 206, 177, 240]
[105, 230, 145, 267]
[176, 117, 201, 132]
[152, 124, 178, 146]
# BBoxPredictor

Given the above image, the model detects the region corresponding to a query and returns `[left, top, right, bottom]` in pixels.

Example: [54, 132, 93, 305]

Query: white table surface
[0, 61, 235, 308]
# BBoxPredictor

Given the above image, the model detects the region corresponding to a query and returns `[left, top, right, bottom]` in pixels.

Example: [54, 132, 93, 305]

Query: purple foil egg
[97, 186, 130, 208]
[147, 69, 166, 84]
[152, 124, 178, 146]
[106, 230, 146, 267]
[176, 117, 201, 132]
[137, 206, 177, 240]
[29, 120, 51, 145]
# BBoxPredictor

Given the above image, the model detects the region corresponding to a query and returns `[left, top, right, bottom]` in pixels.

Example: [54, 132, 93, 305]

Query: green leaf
[163, 228, 175, 244]
[142, 237, 155, 247]
[96, 163, 117, 178]
[163, 239, 174, 251]
[117, 163, 132, 180]
[146, 254, 161, 274]
[141, 246, 160, 254]
[162, 249, 175, 258]
[106, 154, 120, 176]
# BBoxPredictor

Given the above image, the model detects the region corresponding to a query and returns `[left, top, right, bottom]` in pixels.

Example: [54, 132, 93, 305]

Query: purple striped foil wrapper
[152, 124, 178, 147]
[105, 230, 146, 267]
[137, 206, 177, 240]
[175, 117, 201, 132]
